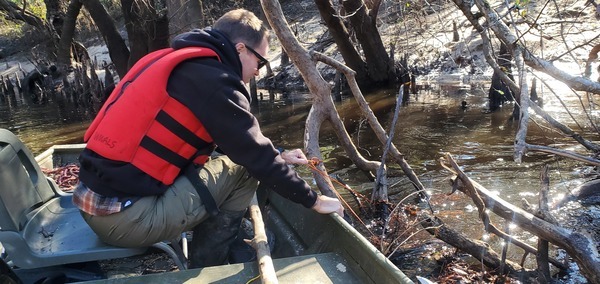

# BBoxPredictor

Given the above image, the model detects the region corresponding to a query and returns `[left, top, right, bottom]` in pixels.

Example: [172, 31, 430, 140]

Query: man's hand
[312, 195, 344, 216]
[280, 148, 308, 165]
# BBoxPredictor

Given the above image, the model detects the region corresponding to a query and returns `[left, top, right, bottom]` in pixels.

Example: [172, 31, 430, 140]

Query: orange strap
[305, 158, 374, 236]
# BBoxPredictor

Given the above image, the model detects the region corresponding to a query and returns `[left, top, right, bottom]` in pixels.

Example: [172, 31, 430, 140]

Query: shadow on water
[1, 83, 596, 281]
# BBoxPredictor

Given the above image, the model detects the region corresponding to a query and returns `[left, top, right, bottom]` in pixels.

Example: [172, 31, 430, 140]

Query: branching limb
[441, 153, 600, 283]
[373, 87, 404, 202]
[311, 51, 429, 203]
[472, 0, 600, 94]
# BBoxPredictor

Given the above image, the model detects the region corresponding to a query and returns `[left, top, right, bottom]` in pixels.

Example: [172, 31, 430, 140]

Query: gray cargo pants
[81, 155, 257, 247]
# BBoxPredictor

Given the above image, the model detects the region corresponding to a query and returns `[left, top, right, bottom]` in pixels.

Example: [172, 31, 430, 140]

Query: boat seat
[0, 128, 187, 279]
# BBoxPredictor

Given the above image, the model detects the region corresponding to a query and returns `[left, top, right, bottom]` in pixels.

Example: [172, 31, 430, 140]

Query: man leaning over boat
[72, 8, 343, 268]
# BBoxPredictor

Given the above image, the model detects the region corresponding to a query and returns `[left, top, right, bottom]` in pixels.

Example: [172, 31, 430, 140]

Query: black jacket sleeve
[167, 59, 318, 208]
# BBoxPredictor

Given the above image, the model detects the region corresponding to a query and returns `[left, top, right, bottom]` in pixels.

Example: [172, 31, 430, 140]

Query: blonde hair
[213, 9, 269, 49]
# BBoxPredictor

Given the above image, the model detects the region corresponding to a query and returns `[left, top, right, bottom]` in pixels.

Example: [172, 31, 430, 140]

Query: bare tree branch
[442, 153, 600, 283]
[473, 0, 600, 94]
[0, 0, 45, 29]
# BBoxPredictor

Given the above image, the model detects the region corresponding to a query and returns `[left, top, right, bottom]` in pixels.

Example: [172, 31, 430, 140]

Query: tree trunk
[314, 0, 368, 86]
[82, 0, 130, 77]
[167, 0, 204, 35]
[166, 0, 185, 35]
[366, 0, 382, 20]
[44, 0, 67, 36]
[147, 11, 170, 51]
[342, 0, 394, 85]
[56, 0, 82, 67]
[121, 0, 170, 69]
[487, 41, 514, 112]
[187, 0, 204, 29]
[121, 0, 149, 68]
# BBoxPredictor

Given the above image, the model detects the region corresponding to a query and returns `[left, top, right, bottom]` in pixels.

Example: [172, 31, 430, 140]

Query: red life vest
[84, 47, 220, 186]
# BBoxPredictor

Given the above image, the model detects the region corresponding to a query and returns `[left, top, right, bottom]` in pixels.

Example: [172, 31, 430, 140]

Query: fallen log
[441, 153, 600, 283]
[420, 212, 527, 277]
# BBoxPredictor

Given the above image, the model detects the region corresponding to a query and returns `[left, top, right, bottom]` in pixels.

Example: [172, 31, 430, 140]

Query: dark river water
[1, 82, 596, 281]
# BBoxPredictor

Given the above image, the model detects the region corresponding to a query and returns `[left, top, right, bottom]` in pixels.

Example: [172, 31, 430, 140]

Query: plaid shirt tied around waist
[73, 182, 135, 216]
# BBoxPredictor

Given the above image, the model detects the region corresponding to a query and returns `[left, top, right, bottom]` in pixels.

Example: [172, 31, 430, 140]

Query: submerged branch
[442, 153, 600, 283]
[525, 144, 600, 166]
[442, 155, 567, 270]
[529, 102, 600, 153]
[420, 212, 526, 276]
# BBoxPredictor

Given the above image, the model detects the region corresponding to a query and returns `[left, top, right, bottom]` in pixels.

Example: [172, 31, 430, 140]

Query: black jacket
[79, 28, 317, 208]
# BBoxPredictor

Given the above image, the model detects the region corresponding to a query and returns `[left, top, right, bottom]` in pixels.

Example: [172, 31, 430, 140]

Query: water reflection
[0, 93, 95, 154]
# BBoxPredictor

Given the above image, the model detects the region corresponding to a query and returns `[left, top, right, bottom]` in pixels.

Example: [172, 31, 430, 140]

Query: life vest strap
[184, 164, 219, 217]
[140, 136, 188, 169]
[155, 110, 211, 150]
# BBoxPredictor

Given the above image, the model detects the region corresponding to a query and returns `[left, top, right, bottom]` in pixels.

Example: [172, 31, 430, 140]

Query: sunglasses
[245, 44, 269, 70]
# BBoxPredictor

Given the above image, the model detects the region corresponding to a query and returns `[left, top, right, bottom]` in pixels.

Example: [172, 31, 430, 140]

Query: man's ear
[235, 42, 245, 54]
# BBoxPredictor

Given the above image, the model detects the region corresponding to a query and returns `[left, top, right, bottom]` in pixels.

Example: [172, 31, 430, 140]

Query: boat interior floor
[80, 252, 361, 283]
